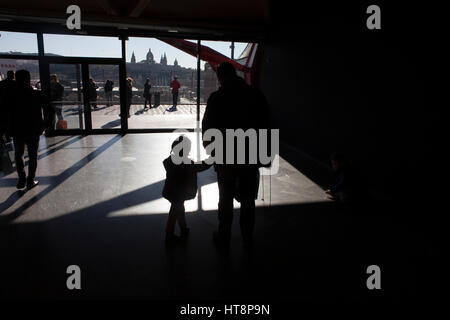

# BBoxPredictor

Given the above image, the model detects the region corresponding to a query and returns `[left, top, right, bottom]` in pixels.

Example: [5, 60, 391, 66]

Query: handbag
[56, 120, 68, 130]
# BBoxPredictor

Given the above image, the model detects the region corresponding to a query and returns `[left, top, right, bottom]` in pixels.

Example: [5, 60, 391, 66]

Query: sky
[0, 31, 248, 69]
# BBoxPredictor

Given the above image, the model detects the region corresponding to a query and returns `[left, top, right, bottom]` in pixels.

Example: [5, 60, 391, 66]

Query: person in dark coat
[325, 152, 363, 203]
[143, 78, 151, 109]
[6, 70, 51, 189]
[126, 77, 133, 118]
[104, 80, 113, 107]
[88, 78, 98, 110]
[202, 62, 270, 251]
[0, 70, 15, 141]
[50, 74, 64, 122]
[163, 135, 211, 244]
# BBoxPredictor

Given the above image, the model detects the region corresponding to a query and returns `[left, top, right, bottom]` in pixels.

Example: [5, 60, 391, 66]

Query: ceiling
[0, 0, 271, 40]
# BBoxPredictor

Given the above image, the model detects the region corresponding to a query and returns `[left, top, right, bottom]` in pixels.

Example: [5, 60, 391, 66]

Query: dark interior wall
[259, 2, 439, 200]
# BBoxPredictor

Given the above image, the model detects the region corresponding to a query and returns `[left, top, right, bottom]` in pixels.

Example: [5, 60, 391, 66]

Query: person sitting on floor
[325, 152, 356, 203]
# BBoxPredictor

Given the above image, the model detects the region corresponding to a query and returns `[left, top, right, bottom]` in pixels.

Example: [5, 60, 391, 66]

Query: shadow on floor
[0, 197, 435, 300]
[0, 135, 123, 220]
[0, 136, 443, 300]
[101, 119, 121, 129]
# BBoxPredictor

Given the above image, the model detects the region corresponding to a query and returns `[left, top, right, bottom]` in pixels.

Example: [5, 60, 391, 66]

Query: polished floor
[0, 134, 434, 299]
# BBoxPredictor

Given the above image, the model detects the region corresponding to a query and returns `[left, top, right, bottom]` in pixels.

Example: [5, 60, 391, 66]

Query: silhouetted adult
[88, 78, 98, 110]
[169, 76, 180, 112]
[0, 70, 15, 140]
[143, 78, 152, 109]
[126, 77, 133, 118]
[50, 74, 64, 122]
[104, 80, 113, 107]
[202, 62, 270, 251]
[6, 70, 51, 189]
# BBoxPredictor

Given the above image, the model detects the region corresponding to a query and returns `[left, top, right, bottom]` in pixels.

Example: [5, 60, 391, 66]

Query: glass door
[125, 37, 200, 130]
[86, 64, 121, 129]
[46, 59, 125, 134]
[48, 63, 84, 130]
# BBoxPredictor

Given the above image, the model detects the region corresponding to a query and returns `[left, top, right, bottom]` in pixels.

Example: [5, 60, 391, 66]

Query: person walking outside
[168, 76, 180, 112]
[104, 79, 113, 107]
[126, 77, 133, 118]
[88, 78, 98, 110]
[49, 74, 64, 126]
[143, 78, 152, 110]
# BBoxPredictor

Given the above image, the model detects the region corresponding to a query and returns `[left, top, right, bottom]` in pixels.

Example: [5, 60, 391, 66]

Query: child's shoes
[180, 227, 190, 239]
[165, 232, 180, 245]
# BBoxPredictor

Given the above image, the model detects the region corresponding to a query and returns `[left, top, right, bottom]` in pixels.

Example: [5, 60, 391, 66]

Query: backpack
[162, 158, 198, 201]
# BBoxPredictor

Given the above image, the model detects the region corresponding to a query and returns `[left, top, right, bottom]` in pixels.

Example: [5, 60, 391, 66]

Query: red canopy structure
[157, 38, 262, 85]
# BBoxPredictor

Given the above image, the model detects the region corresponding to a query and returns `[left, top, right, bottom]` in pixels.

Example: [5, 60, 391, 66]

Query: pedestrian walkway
[58, 104, 206, 129]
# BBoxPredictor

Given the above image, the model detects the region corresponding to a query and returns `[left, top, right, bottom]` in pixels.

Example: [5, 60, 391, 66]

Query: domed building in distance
[145, 48, 155, 64]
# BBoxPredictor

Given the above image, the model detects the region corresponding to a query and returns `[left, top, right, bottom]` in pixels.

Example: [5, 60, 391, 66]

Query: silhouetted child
[325, 152, 355, 203]
[163, 135, 211, 244]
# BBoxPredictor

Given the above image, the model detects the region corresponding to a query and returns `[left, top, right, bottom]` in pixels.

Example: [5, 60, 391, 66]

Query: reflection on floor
[0, 134, 429, 299]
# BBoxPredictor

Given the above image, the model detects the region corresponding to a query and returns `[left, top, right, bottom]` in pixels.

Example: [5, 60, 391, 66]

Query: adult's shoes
[26, 179, 39, 190]
[16, 177, 26, 189]
[165, 232, 180, 245]
[180, 227, 190, 239]
[212, 230, 230, 253]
